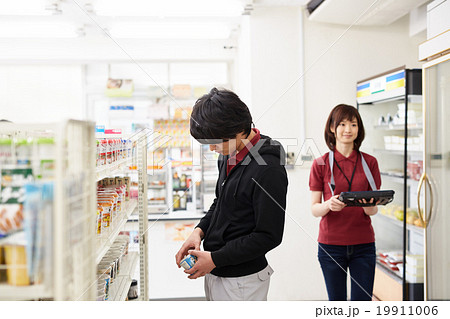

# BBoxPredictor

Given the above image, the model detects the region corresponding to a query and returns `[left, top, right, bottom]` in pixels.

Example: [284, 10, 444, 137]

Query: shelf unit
[377, 213, 424, 236]
[357, 66, 424, 301]
[95, 130, 149, 301]
[0, 120, 97, 301]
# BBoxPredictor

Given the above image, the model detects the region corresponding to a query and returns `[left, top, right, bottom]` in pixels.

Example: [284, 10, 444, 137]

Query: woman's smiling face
[332, 117, 358, 146]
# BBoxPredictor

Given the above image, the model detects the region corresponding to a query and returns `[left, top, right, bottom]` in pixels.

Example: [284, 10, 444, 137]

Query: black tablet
[338, 190, 395, 207]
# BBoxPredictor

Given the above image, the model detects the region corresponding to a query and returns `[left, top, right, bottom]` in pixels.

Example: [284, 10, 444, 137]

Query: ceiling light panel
[95, 0, 244, 17]
[0, 21, 77, 38]
[109, 22, 232, 39]
[0, 0, 53, 16]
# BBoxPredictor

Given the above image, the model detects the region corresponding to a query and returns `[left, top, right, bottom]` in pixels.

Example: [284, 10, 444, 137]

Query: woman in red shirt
[309, 104, 381, 301]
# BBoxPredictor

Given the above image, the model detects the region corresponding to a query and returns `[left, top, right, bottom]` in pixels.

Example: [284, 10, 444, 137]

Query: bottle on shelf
[179, 192, 187, 210]
[173, 193, 180, 210]
[180, 174, 186, 188]
[173, 172, 180, 189]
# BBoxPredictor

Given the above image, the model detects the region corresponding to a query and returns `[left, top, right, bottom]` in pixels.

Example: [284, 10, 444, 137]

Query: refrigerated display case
[421, 51, 450, 301]
[356, 66, 424, 300]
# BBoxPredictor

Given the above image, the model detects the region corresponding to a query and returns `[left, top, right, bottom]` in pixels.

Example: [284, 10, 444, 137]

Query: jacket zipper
[205, 158, 244, 239]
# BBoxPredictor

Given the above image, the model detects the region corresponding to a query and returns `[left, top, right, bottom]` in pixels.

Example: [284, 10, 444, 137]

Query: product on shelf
[95, 135, 133, 169]
[153, 119, 191, 148]
[97, 235, 130, 301]
[0, 138, 13, 165]
[173, 193, 180, 210]
[127, 279, 138, 300]
[378, 251, 403, 272]
[96, 177, 128, 236]
[172, 172, 180, 189]
[3, 244, 29, 285]
[0, 180, 53, 287]
[407, 160, 423, 181]
[15, 138, 32, 166]
[36, 137, 55, 179]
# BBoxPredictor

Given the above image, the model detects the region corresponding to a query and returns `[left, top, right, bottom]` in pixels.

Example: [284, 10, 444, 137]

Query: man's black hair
[190, 87, 253, 144]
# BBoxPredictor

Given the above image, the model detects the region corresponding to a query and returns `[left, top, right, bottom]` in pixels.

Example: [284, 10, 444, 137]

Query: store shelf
[96, 157, 133, 181]
[374, 124, 423, 131]
[96, 199, 138, 264]
[377, 213, 425, 234]
[148, 210, 205, 221]
[148, 185, 166, 189]
[0, 284, 53, 301]
[380, 172, 420, 186]
[107, 252, 139, 301]
[374, 149, 423, 156]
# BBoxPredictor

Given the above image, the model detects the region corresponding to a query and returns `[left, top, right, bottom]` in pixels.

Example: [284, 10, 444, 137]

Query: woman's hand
[311, 192, 346, 217]
[360, 198, 380, 216]
[327, 195, 346, 212]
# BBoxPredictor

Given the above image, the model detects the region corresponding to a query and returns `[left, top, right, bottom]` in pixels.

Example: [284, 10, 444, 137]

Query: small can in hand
[180, 254, 197, 270]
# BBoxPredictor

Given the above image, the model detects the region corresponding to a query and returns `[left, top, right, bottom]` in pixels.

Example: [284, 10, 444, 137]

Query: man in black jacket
[175, 87, 288, 301]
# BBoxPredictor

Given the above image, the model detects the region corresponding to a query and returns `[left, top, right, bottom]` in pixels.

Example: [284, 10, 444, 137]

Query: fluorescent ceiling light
[0, 22, 77, 38]
[0, 0, 53, 16]
[109, 22, 232, 39]
[95, 0, 244, 17]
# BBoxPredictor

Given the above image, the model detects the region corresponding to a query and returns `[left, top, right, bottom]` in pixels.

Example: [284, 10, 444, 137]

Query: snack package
[0, 204, 23, 237]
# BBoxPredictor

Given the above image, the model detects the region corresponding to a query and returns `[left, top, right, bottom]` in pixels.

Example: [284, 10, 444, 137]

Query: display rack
[94, 129, 149, 301]
[357, 67, 424, 301]
[0, 120, 97, 301]
[136, 131, 149, 301]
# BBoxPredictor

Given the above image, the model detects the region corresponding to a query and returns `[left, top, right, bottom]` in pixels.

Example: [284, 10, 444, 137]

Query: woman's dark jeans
[318, 242, 376, 301]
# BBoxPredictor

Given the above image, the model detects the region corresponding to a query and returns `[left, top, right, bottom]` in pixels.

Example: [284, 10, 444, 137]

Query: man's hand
[184, 250, 216, 279]
[175, 227, 204, 267]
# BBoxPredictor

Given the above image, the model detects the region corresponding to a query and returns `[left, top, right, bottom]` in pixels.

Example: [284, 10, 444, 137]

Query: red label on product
[105, 129, 122, 134]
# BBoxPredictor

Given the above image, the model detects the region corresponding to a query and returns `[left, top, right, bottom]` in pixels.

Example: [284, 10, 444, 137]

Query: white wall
[242, 7, 427, 300]
[0, 64, 83, 123]
[303, 14, 425, 154]
[242, 6, 322, 301]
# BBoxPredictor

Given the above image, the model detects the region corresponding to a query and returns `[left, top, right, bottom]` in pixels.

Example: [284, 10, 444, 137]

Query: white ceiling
[0, 0, 432, 39]
[308, 0, 431, 26]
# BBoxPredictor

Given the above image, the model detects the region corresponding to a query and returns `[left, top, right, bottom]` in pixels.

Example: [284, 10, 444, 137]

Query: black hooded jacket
[197, 134, 288, 277]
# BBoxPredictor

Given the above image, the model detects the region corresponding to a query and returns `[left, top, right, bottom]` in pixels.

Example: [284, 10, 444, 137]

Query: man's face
[207, 132, 249, 156]
[209, 138, 236, 156]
